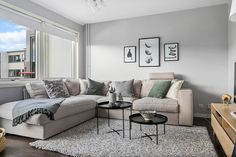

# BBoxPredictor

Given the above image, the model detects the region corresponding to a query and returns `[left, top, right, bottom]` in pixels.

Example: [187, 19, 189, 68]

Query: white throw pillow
[166, 79, 184, 100]
[79, 79, 88, 95]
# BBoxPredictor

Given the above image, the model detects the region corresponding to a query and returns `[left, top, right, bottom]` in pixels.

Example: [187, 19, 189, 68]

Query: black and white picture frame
[139, 37, 160, 67]
[164, 43, 179, 61]
[124, 46, 136, 63]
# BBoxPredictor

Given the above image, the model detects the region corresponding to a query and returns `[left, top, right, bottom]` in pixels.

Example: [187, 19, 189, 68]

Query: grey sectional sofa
[0, 72, 193, 139]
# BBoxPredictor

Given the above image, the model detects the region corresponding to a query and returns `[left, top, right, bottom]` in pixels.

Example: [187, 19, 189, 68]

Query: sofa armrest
[177, 89, 193, 126]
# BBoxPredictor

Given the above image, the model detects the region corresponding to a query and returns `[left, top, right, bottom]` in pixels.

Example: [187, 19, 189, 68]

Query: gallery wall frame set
[124, 37, 179, 66]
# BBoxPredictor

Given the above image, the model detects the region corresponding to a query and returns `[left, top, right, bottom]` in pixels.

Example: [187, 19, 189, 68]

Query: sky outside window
[0, 19, 26, 52]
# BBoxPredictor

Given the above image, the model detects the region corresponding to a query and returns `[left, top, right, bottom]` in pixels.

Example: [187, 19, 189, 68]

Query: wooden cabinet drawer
[211, 114, 234, 157]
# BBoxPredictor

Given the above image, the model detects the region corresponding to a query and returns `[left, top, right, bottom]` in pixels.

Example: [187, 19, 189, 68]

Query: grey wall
[89, 4, 229, 116]
[228, 21, 236, 97]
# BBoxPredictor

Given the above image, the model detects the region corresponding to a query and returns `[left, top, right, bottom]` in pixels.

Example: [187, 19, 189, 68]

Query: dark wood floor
[0, 118, 226, 157]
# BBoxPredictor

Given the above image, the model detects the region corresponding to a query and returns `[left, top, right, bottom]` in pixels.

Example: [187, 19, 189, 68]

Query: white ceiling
[30, 0, 230, 25]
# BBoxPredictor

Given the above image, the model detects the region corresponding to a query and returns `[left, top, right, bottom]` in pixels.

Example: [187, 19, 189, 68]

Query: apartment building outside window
[0, 19, 36, 79]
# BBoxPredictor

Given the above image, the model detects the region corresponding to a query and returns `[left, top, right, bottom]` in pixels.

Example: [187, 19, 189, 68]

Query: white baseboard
[194, 113, 210, 118]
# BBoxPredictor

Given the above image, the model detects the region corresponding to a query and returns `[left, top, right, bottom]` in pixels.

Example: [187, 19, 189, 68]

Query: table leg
[108, 109, 110, 127]
[129, 120, 131, 140]
[140, 124, 142, 131]
[164, 123, 165, 134]
[130, 106, 132, 115]
[156, 124, 158, 144]
[96, 106, 99, 134]
[122, 109, 125, 138]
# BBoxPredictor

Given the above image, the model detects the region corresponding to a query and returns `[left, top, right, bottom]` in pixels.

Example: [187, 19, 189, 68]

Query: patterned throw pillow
[148, 81, 171, 98]
[114, 79, 134, 97]
[86, 78, 105, 95]
[43, 80, 70, 99]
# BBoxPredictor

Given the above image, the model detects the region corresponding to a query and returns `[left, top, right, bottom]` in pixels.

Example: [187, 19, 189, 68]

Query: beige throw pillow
[25, 82, 48, 98]
[64, 79, 80, 96]
[166, 79, 184, 100]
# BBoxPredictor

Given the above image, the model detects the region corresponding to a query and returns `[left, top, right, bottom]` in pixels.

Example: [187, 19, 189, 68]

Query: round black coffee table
[129, 113, 168, 144]
[96, 101, 132, 138]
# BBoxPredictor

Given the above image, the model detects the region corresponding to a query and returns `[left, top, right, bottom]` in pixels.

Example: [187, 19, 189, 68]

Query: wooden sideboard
[211, 103, 236, 157]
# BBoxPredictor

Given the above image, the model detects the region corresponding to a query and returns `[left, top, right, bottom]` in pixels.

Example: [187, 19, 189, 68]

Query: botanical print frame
[164, 43, 179, 61]
[139, 37, 160, 67]
[124, 46, 136, 63]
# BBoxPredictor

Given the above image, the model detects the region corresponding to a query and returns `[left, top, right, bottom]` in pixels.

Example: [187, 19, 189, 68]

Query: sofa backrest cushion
[64, 79, 80, 96]
[133, 80, 142, 98]
[25, 82, 48, 99]
[149, 72, 174, 80]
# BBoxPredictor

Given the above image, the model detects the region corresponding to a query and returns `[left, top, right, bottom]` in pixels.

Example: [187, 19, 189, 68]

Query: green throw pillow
[87, 78, 104, 95]
[148, 81, 171, 98]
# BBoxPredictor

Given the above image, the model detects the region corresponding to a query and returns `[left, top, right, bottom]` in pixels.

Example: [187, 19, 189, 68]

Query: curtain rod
[0, 1, 79, 36]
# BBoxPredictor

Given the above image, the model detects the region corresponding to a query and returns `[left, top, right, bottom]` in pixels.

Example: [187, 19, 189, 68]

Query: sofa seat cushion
[78, 95, 105, 101]
[133, 97, 179, 113]
[97, 96, 136, 104]
[0, 96, 97, 125]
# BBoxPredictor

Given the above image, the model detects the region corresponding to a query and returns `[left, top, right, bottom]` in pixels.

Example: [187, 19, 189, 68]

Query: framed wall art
[139, 37, 160, 67]
[124, 46, 136, 63]
[164, 43, 179, 61]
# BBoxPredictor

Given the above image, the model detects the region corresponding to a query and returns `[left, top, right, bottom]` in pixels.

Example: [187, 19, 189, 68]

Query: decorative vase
[118, 93, 123, 101]
[0, 128, 6, 153]
[109, 93, 117, 104]
[222, 94, 231, 105]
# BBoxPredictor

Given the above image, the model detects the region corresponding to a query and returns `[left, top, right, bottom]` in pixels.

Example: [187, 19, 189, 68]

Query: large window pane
[47, 34, 73, 78]
[0, 19, 36, 79]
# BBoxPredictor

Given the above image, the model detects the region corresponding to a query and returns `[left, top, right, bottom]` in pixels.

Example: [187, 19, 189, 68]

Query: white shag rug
[30, 119, 217, 157]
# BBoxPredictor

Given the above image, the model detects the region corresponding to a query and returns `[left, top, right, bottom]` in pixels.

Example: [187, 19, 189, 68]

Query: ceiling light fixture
[86, 0, 105, 12]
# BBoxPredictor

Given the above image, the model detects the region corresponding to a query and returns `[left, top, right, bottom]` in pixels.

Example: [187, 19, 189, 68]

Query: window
[46, 33, 75, 78]
[8, 69, 23, 77]
[0, 7, 79, 81]
[0, 19, 36, 79]
[8, 55, 22, 63]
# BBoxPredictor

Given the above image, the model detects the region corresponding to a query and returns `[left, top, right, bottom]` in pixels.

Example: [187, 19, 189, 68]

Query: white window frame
[41, 32, 79, 80]
[0, 3, 80, 85]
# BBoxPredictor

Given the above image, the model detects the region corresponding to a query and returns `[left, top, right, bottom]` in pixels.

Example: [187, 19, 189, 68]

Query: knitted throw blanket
[12, 98, 65, 127]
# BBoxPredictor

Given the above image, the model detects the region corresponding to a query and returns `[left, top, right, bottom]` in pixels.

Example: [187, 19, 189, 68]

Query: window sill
[0, 79, 39, 88]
